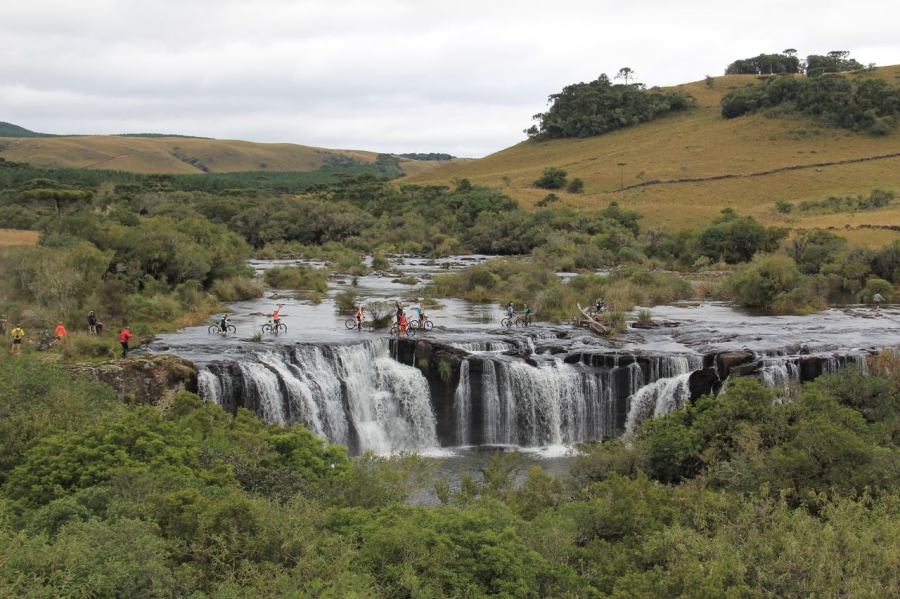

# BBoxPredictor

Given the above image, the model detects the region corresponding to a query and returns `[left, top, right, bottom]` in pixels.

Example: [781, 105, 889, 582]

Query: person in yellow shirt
[10, 324, 25, 354]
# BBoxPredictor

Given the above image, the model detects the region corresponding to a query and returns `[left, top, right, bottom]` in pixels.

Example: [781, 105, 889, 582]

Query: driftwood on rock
[576, 303, 610, 336]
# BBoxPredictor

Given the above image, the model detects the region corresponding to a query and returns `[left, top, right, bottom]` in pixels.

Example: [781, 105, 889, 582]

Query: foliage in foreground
[5, 352, 900, 597]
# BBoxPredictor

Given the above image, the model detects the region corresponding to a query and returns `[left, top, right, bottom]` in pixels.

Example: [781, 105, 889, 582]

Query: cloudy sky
[3, 1, 898, 158]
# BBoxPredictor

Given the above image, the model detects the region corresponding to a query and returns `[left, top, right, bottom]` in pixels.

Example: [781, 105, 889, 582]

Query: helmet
[125, 326, 130, 330]
[16, 323, 21, 327]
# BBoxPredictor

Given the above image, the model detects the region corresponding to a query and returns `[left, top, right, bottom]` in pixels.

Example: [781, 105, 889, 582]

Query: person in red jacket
[120, 326, 133, 358]
[55, 321, 68, 349]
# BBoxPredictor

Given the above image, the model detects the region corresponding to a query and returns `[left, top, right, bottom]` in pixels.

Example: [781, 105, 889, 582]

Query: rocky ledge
[72, 354, 197, 405]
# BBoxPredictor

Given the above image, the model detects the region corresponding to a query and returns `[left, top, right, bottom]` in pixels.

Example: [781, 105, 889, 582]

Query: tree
[533, 167, 568, 190]
[19, 188, 93, 227]
[615, 67, 635, 85]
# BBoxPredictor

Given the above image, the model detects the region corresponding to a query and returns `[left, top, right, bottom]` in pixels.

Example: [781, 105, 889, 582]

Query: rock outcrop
[72, 354, 197, 405]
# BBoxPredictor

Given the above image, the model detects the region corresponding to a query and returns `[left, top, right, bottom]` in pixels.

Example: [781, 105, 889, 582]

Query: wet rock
[72, 354, 197, 405]
[717, 351, 755, 375]
[689, 368, 720, 399]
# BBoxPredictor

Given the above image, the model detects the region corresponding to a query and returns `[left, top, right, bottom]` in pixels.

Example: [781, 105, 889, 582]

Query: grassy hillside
[0, 134, 445, 177]
[406, 65, 900, 244]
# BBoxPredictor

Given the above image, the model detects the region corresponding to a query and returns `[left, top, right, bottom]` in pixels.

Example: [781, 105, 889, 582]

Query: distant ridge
[0, 121, 57, 138]
[115, 133, 213, 139]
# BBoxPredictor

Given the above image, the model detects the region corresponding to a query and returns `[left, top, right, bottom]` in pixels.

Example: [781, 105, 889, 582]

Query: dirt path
[83, 151, 140, 169]
[606, 151, 900, 193]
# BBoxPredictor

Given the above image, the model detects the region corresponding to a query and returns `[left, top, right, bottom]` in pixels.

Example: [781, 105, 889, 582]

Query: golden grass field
[2, 66, 898, 246]
[0, 229, 39, 245]
[0, 135, 444, 178]
[405, 66, 900, 246]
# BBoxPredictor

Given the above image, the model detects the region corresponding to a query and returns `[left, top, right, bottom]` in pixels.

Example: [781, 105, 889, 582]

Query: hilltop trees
[725, 52, 802, 75]
[806, 51, 864, 76]
[725, 50, 864, 76]
[525, 73, 694, 140]
[720, 72, 900, 134]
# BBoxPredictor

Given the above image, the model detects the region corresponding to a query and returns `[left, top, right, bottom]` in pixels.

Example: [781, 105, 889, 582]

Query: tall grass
[212, 276, 265, 301]
[263, 265, 328, 292]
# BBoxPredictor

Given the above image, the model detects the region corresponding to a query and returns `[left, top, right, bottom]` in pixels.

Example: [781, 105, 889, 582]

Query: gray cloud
[2, 0, 898, 157]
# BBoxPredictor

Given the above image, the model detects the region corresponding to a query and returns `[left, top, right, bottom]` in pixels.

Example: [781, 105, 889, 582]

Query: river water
[146, 256, 900, 489]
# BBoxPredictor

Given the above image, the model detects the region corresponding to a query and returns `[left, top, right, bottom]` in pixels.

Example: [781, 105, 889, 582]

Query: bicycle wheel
[406, 326, 416, 337]
[227, 325, 237, 334]
[276, 323, 287, 333]
[261, 324, 273, 334]
[514, 317, 523, 327]
[408, 319, 419, 329]
[501, 317, 511, 327]
[422, 320, 434, 331]
[208, 325, 220, 334]
[389, 324, 399, 335]
[345, 318, 357, 330]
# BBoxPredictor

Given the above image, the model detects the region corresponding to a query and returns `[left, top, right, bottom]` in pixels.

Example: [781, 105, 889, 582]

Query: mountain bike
[389, 323, 416, 337]
[408, 317, 433, 331]
[36, 330, 58, 351]
[261, 321, 287, 334]
[345, 318, 365, 330]
[501, 314, 531, 327]
[209, 324, 237, 335]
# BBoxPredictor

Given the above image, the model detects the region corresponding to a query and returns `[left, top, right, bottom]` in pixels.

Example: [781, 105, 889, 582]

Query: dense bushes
[5, 354, 900, 596]
[721, 73, 900, 134]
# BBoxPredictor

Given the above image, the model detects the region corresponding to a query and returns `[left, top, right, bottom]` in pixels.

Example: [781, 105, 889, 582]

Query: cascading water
[201, 339, 437, 454]
[198, 333, 878, 452]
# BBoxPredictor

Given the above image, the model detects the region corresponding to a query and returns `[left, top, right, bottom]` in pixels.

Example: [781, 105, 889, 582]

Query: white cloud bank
[2, 0, 898, 157]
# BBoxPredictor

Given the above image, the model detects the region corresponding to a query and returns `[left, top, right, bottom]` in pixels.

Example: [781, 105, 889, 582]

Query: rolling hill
[404, 65, 900, 245]
[0, 130, 450, 178]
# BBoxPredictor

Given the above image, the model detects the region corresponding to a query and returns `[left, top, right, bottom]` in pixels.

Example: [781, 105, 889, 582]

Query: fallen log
[577, 303, 610, 336]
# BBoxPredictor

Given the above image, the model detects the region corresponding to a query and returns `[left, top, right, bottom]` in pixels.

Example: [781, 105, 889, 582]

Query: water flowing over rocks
[140, 300, 900, 453]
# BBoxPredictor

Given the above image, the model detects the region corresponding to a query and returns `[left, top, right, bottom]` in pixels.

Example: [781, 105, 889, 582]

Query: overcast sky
[2, 1, 898, 158]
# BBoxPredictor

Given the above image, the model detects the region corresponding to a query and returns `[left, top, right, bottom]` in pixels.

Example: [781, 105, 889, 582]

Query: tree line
[724, 49, 866, 76]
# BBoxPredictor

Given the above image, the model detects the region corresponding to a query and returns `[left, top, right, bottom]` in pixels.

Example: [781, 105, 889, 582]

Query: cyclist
[355, 305, 366, 331]
[507, 302, 514, 318]
[595, 296, 606, 314]
[396, 302, 404, 325]
[416, 302, 427, 329]
[398, 312, 408, 337]
[273, 304, 284, 329]
[219, 313, 230, 335]
[10, 323, 25, 354]
[87, 310, 97, 334]
[523, 303, 531, 326]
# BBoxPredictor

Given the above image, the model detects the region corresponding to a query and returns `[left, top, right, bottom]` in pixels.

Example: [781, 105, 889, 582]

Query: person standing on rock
[120, 326, 133, 358]
[874, 292, 885, 313]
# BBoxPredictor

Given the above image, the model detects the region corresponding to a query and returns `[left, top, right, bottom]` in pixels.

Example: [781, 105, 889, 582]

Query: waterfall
[201, 339, 437, 454]
[623, 356, 697, 434]
[454, 360, 471, 445]
[199, 337, 874, 451]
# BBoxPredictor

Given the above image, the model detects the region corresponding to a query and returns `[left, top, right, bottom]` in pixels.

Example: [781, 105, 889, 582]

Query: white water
[207, 339, 437, 454]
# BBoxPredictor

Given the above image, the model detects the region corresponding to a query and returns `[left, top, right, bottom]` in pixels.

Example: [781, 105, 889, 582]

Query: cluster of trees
[5, 344, 900, 596]
[724, 49, 865, 76]
[720, 72, 900, 134]
[398, 152, 455, 161]
[525, 73, 695, 140]
[725, 51, 802, 75]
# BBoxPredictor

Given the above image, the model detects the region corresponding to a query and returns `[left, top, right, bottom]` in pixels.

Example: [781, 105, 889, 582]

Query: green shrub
[335, 289, 360, 314]
[211, 275, 265, 301]
[263, 265, 328, 292]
